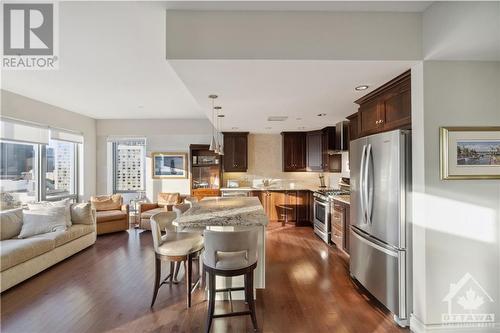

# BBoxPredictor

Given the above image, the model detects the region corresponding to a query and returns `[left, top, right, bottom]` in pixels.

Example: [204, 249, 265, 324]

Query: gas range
[313, 189, 350, 202]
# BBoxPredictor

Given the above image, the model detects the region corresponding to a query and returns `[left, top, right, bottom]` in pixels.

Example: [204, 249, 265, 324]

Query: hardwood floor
[1, 223, 407, 333]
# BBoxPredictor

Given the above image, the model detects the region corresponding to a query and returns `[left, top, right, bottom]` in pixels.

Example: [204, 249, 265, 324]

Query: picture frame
[440, 127, 500, 180]
[151, 152, 188, 179]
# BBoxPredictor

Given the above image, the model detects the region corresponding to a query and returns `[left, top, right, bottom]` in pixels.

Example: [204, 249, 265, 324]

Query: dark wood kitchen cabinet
[331, 199, 351, 255]
[306, 131, 323, 171]
[355, 70, 411, 138]
[222, 132, 248, 172]
[282, 132, 306, 172]
[295, 190, 311, 226]
[346, 112, 359, 142]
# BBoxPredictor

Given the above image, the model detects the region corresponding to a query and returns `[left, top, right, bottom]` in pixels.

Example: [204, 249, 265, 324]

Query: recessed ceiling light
[137, 105, 144, 109]
[296, 117, 302, 120]
[317, 113, 327, 117]
[265, 127, 272, 130]
[267, 116, 288, 122]
[355, 85, 370, 91]
[232, 127, 239, 130]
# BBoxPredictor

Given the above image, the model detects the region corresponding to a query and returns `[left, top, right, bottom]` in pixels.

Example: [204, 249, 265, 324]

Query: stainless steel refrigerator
[349, 129, 411, 326]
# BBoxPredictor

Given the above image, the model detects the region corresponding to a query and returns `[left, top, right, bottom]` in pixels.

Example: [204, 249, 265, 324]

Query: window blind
[0, 117, 50, 145]
[50, 128, 84, 144]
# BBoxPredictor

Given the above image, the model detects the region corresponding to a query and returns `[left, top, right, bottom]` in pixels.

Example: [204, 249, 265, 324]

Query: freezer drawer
[349, 227, 407, 320]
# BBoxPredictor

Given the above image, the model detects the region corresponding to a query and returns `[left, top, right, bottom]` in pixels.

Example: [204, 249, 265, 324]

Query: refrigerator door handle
[359, 144, 367, 224]
[366, 143, 374, 224]
[351, 226, 398, 257]
[363, 144, 370, 224]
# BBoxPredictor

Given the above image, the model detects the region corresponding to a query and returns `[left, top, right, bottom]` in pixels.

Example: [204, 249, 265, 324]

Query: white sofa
[0, 205, 97, 292]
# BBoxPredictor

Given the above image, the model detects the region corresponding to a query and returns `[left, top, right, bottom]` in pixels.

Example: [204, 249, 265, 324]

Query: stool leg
[185, 255, 193, 308]
[206, 271, 216, 333]
[169, 262, 175, 286]
[151, 257, 161, 308]
[245, 271, 258, 331]
[174, 261, 181, 282]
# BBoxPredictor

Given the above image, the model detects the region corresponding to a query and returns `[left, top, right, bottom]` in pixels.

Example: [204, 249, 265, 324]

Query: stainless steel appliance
[349, 129, 411, 326]
[313, 189, 349, 244]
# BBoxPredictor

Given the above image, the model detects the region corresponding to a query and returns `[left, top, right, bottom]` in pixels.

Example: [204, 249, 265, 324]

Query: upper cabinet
[222, 132, 249, 172]
[306, 130, 323, 171]
[282, 132, 306, 172]
[346, 112, 359, 142]
[354, 70, 411, 138]
[334, 121, 349, 151]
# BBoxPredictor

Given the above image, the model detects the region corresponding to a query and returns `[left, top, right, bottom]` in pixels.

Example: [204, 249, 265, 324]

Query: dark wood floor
[1, 223, 407, 333]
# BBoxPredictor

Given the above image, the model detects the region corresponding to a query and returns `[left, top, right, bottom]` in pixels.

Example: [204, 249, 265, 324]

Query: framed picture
[151, 152, 188, 179]
[440, 127, 500, 180]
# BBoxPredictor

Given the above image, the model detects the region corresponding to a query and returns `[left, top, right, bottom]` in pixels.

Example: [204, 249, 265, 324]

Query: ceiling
[169, 60, 415, 133]
[1, 2, 203, 119]
[1, 1, 424, 126]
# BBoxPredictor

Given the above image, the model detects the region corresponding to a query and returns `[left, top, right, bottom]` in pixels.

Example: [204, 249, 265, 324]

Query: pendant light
[208, 95, 218, 151]
[216, 106, 224, 155]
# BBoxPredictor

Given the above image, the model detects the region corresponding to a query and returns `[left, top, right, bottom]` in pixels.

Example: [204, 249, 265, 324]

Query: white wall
[96, 119, 212, 202]
[165, 10, 422, 60]
[1, 90, 97, 201]
[423, 2, 500, 61]
[223, 133, 348, 189]
[411, 61, 500, 331]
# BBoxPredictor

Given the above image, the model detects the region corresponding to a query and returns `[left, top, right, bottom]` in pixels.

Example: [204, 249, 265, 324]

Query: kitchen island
[173, 196, 268, 299]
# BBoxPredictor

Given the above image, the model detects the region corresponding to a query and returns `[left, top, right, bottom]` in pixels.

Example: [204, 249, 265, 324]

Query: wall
[411, 61, 500, 331]
[166, 10, 422, 60]
[96, 119, 211, 202]
[1, 90, 97, 201]
[223, 133, 349, 189]
[423, 2, 500, 61]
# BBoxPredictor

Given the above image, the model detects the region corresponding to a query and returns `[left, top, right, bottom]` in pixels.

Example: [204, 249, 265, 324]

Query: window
[112, 138, 146, 193]
[0, 141, 39, 210]
[45, 139, 77, 199]
[0, 118, 82, 211]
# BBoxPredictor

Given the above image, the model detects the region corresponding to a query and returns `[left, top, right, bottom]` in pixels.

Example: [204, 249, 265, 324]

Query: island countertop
[172, 196, 269, 228]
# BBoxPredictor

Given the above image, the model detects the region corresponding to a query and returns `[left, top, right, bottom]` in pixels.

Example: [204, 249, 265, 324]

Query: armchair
[138, 192, 187, 230]
[90, 194, 129, 235]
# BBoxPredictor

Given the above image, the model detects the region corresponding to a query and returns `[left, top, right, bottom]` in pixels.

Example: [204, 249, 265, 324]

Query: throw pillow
[70, 202, 94, 225]
[90, 194, 122, 211]
[0, 208, 23, 240]
[28, 198, 72, 227]
[19, 206, 67, 238]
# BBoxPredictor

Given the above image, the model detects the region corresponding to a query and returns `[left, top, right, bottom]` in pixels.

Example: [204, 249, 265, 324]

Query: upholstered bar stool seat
[203, 228, 259, 333]
[156, 233, 203, 257]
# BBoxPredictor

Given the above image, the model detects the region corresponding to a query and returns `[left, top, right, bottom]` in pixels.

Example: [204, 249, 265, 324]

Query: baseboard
[410, 314, 500, 333]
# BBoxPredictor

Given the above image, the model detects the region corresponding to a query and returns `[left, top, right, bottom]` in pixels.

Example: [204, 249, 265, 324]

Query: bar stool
[184, 197, 198, 208]
[203, 228, 259, 333]
[150, 212, 204, 308]
[172, 203, 191, 218]
[276, 204, 293, 226]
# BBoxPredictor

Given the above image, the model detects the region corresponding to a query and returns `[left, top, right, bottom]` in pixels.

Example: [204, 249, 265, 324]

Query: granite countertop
[173, 196, 269, 228]
[220, 186, 320, 192]
[332, 194, 350, 205]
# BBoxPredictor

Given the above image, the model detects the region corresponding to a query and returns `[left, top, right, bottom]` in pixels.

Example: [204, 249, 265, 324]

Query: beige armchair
[90, 194, 129, 235]
[138, 193, 186, 230]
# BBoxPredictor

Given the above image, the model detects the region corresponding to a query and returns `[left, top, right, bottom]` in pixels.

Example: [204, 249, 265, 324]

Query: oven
[313, 194, 331, 244]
